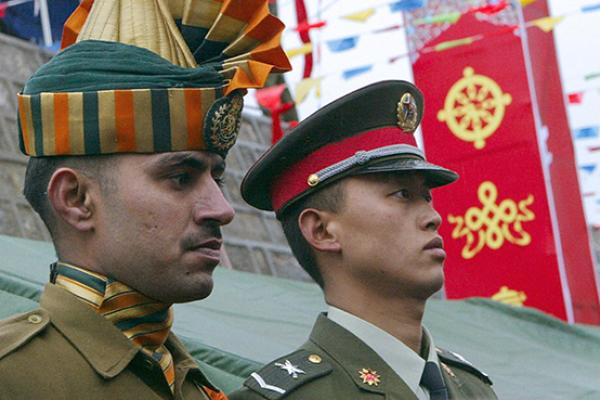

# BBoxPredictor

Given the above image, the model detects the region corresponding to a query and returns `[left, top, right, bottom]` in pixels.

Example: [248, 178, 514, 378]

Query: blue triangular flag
[326, 37, 359, 52]
[580, 164, 597, 174]
[582, 3, 600, 13]
[573, 126, 599, 139]
[390, 0, 426, 12]
[342, 65, 373, 80]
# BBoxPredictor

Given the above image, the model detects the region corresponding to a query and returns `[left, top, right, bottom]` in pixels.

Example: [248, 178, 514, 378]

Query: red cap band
[270, 126, 418, 213]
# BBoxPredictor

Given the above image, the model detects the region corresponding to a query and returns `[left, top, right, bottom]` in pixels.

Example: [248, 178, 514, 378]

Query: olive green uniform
[0, 284, 220, 400]
[230, 314, 497, 400]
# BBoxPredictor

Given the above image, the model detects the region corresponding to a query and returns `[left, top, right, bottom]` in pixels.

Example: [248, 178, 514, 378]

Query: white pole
[38, 0, 52, 47]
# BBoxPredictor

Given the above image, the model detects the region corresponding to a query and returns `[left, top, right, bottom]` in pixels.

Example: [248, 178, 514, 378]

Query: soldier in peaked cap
[230, 81, 497, 400]
[0, 0, 289, 399]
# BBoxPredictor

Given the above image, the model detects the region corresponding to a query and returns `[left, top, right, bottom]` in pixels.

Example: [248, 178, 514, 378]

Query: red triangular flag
[0, 3, 9, 18]
[568, 92, 584, 104]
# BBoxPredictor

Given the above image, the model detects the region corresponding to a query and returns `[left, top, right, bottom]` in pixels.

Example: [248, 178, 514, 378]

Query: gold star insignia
[358, 368, 380, 386]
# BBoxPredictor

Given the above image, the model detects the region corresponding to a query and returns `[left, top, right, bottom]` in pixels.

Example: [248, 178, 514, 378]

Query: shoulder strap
[243, 349, 332, 400]
[0, 309, 50, 360]
[436, 347, 492, 385]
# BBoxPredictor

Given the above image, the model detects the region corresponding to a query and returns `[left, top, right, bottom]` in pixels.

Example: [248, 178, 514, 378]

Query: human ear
[298, 208, 341, 253]
[47, 168, 95, 232]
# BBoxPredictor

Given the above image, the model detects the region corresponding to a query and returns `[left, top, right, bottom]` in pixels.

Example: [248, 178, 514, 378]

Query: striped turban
[17, 0, 291, 158]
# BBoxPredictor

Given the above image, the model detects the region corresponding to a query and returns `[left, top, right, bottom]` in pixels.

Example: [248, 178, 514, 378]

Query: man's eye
[394, 189, 411, 199]
[171, 172, 191, 187]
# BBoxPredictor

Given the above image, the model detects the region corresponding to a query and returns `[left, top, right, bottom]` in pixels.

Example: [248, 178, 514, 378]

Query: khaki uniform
[229, 314, 497, 400]
[0, 284, 222, 400]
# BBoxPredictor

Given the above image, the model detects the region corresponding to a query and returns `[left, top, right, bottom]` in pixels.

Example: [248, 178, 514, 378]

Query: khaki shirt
[230, 314, 497, 400]
[0, 284, 221, 400]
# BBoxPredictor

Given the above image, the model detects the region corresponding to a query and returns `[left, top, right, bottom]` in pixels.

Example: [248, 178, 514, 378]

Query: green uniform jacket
[0, 283, 221, 400]
[230, 314, 497, 400]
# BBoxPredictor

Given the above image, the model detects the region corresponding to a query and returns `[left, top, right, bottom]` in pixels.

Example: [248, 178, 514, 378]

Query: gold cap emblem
[397, 92, 419, 132]
[358, 368, 380, 386]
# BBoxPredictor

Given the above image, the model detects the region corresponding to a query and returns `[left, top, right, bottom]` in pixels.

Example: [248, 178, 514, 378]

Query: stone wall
[0, 33, 309, 282]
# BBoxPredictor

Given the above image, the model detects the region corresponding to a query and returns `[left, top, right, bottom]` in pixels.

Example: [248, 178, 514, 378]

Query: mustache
[180, 223, 223, 250]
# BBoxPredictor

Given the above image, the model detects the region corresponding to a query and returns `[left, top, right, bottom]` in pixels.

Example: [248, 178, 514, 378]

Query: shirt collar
[327, 305, 439, 396]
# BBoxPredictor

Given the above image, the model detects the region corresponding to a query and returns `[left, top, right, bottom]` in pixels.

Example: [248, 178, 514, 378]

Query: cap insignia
[205, 93, 244, 155]
[397, 92, 419, 132]
[358, 368, 381, 386]
[275, 360, 306, 379]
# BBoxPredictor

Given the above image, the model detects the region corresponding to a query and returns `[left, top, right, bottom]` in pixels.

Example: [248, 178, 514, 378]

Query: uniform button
[28, 314, 43, 324]
[144, 359, 154, 370]
[308, 354, 322, 364]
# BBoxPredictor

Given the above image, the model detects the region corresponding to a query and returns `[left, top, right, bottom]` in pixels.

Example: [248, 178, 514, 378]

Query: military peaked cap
[241, 80, 458, 217]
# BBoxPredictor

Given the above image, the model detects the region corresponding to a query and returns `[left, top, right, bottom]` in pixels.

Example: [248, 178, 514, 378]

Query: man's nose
[192, 178, 235, 226]
[421, 203, 442, 231]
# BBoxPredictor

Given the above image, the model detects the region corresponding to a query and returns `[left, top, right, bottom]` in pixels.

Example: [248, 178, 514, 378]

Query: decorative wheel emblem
[437, 67, 512, 149]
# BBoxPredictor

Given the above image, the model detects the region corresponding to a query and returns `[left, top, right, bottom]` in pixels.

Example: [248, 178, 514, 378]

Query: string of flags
[279, 0, 600, 106]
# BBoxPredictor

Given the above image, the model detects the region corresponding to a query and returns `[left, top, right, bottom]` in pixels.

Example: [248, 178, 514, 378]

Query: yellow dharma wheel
[438, 67, 512, 149]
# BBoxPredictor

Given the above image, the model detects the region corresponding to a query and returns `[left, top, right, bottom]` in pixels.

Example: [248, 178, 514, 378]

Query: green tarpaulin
[1, 234, 599, 398]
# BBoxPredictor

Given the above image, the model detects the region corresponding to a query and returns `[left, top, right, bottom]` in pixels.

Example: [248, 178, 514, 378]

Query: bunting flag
[294, 78, 322, 104]
[530, 16, 565, 32]
[520, 0, 537, 6]
[573, 127, 600, 139]
[342, 65, 372, 79]
[583, 3, 600, 12]
[585, 72, 600, 80]
[568, 92, 585, 104]
[255, 84, 294, 144]
[466, 1, 510, 15]
[414, 11, 461, 25]
[295, 20, 327, 33]
[342, 8, 376, 22]
[286, 43, 313, 58]
[326, 37, 359, 52]
[0, 2, 8, 18]
[580, 164, 598, 174]
[389, 0, 425, 12]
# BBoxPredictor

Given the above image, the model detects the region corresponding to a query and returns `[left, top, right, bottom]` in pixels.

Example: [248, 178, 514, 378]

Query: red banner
[523, 0, 600, 324]
[413, 14, 569, 320]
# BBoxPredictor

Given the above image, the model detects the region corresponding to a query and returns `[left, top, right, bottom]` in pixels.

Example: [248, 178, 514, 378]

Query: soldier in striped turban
[0, 1, 290, 399]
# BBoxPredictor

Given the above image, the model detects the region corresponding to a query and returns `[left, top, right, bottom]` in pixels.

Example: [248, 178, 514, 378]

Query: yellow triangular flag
[342, 8, 376, 23]
[295, 78, 322, 104]
[520, 0, 537, 7]
[286, 43, 313, 59]
[531, 16, 565, 32]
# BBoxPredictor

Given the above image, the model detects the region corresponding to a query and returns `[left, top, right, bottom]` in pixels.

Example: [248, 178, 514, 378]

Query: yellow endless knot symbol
[437, 67, 512, 149]
[448, 181, 535, 259]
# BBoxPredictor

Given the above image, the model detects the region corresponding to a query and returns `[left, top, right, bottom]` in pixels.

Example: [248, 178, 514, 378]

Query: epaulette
[436, 347, 492, 385]
[0, 309, 50, 361]
[243, 349, 333, 400]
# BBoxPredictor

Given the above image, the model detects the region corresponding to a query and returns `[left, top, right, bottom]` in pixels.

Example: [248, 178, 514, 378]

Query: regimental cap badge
[397, 92, 419, 132]
[358, 368, 381, 386]
[205, 93, 244, 157]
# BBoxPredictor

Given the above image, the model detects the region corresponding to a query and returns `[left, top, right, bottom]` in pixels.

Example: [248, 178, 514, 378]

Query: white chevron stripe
[250, 373, 286, 394]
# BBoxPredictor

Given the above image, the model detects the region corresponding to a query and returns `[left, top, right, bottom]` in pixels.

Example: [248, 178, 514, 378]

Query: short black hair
[23, 155, 116, 239]
[280, 180, 346, 287]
